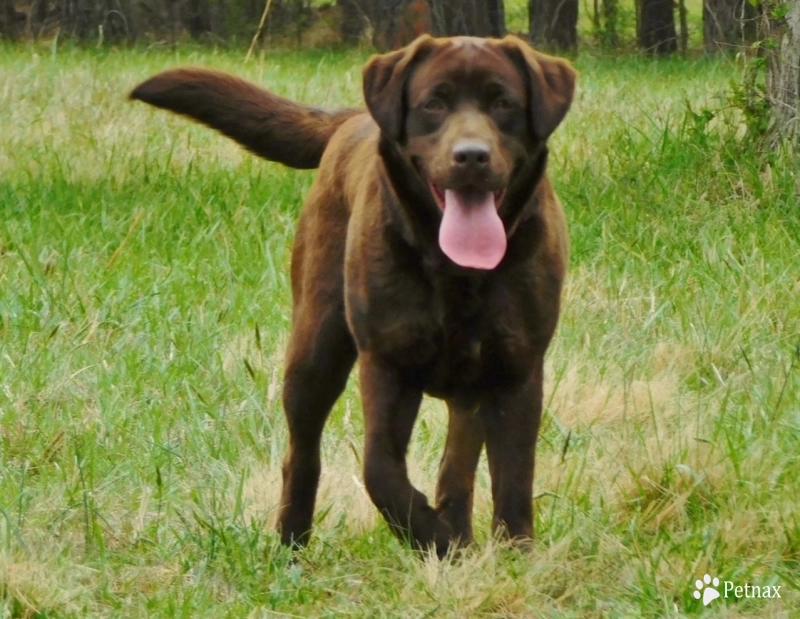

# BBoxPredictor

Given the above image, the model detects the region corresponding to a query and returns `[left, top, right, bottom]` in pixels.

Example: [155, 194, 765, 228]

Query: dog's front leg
[359, 352, 452, 557]
[435, 400, 484, 547]
[481, 357, 545, 545]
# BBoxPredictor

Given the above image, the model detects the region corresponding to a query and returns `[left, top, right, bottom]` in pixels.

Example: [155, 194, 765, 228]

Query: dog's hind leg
[277, 195, 356, 548]
[278, 305, 356, 548]
[435, 401, 484, 547]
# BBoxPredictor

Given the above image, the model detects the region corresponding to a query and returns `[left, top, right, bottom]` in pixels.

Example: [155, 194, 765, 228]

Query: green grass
[1, 41, 798, 618]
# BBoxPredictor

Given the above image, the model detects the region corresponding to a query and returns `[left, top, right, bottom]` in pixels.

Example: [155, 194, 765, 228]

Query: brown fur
[131, 35, 575, 557]
[130, 69, 361, 169]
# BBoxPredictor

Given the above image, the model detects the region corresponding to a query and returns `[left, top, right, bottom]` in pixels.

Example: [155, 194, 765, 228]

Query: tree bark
[678, 0, 688, 52]
[184, 0, 213, 39]
[1, 0, 22, 39]
[29, 0, 49, 37]
[529, 0, 579, 52]
[601, 0, 619, 48]
[703, 0, 758, 54]
[431, 0, 505, 37]
[365, 0, 432, 49]
[638, 0, 677, 55]
[762, 0, 800, 144]
[339, 0, 367, 43]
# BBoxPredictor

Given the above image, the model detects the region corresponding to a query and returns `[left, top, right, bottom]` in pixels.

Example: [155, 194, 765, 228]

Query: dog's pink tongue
[439, 189, 506, 270]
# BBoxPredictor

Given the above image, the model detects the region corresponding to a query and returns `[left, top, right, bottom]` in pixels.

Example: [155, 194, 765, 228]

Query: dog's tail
[130, 68, 363, 170]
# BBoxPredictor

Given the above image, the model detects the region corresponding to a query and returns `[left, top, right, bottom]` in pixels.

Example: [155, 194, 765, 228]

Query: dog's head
[363, 35, 575, 271]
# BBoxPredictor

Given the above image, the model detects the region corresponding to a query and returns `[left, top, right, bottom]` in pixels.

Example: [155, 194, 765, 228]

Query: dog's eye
[423, 98, 446, 112]
[493, 97, 513, 110]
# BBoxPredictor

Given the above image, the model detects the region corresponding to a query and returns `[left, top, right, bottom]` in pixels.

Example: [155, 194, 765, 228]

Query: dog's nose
[452, 140, 490, 168]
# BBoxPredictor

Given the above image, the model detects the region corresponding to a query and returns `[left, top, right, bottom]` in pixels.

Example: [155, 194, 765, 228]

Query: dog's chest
[423, 276, 536, 397]
[350, 270, 532, 397]
[426, 277, 487, 383]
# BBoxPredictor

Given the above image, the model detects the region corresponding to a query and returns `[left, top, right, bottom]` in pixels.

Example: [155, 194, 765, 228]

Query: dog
[130, 34, 575, 557]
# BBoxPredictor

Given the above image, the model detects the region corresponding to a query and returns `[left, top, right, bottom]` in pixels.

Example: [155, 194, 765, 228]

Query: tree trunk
[184, 0, 213, 39]
[1, 0, 22, 39]
[29, 0, 49, 37]
[365, 0, 431, 49]
[601, 0, 619, 48]
[703, 0, 758, 54]
[762, 0, 800, 144]
[431, 0, 505, 37]
[678, 0, 688, 52]
[372, 0, 402, 50]
[638, 0, 677, 54]
[339, 0, 367, 43]
[529, 0, 579, 52]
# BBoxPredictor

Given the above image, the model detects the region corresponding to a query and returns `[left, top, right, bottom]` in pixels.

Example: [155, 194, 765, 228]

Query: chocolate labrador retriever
[131, 34, 575, 557]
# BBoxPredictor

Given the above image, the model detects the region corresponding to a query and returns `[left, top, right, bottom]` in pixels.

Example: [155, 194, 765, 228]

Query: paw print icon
[693, 574, 721, 606]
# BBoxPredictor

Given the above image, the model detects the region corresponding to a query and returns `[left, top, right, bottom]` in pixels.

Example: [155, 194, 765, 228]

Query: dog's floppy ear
[500, 35, 576, 141]
[362, 35, 436, 141]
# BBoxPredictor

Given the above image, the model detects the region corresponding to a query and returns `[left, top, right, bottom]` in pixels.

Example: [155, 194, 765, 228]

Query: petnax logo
[691, 573, 781, 607]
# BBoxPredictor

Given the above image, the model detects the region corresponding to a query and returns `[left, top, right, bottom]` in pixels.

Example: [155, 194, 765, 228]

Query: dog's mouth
[428, 180, 505, 212]
[427, 178, 507, 271]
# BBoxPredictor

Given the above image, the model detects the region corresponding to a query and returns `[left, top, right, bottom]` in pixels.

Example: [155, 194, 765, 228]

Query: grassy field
[1, 40, 798, 618]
